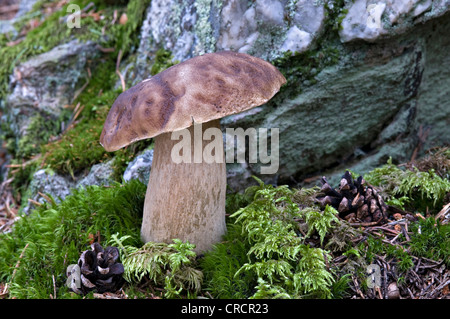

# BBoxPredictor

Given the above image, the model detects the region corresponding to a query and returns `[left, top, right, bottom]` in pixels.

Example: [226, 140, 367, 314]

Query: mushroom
[100, 51, 286, 252]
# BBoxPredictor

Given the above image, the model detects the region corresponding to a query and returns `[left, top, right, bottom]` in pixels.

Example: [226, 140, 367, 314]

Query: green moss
[324, 0, 349, 31]
[150, 48, 179, 76]
[16, 112, 68, 159]
[409, 218, 450, 266]
[364, 158, 450, 212]
[359, 236, 414, 274]
[200, 223, 256, 299]
[0, 179, 146, 298]
[1, 163, 448, 299]
[41, 58, 115, 176]
[42, 112, 110, 177]
[272, 45, 341, 100]
[202, 178, 336, 299]
[110, 236, 203, 299]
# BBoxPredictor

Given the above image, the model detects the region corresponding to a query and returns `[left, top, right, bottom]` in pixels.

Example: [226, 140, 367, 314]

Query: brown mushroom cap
[100, 51, 286, 152]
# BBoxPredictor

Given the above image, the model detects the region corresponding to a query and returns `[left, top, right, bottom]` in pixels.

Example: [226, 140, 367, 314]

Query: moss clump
[41, 57, 117, 177]
[408, 218, 450, 266]
[201, 178, 338, 299]
[110, 236, 203, 299]
[40, 56, 150, 179]
[199, 224, 256, 299]
[364, 158, 450, 212]
[150, 48, 179, 76]
[42, 111, 110, 178]
[3, 110, 68, 160]
[0, 179, 146, 299]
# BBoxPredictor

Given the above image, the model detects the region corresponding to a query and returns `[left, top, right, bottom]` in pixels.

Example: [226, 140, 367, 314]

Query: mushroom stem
[141, 119, 226, 253]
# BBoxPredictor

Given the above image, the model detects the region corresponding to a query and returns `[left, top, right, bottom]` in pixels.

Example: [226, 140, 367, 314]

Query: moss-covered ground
[0, 148, 448, 299]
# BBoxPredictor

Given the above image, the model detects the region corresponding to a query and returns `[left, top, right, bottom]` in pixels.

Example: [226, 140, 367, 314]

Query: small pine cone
[317, 171, 388, 224]
[76, 243, 125, 294]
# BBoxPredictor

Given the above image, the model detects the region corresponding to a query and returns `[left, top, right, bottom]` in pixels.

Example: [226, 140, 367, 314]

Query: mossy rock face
[7, 40, 98, 117]
[223, 13, 450, 189]
[3, 40, 98, 159]
[132, 0, 450, 190]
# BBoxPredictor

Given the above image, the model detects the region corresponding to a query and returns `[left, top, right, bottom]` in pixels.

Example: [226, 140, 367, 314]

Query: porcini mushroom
[100, 51, 286, 252]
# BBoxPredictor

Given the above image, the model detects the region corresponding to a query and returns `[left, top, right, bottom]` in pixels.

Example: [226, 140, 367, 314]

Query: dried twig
[116, 49, 126, 92]
[349, 220, 382, 227]
[27, 198, 42, 207]
[351, 276, 365, 299]
[435, 203, 450, 222]
[1, 243, 31, 295]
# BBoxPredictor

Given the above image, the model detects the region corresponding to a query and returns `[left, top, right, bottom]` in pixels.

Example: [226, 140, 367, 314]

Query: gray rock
[76, 160, 116, 189]
[339, 0, 450, 43]
[23, 169, 75, 214]
[23, 160, 116, 214]
[123, 148, 154, 185]
[135, 0, 326, 67]
[3, 39, 99, 156]
[216, 0, 326, 59]
[2, 40, 97, 147]
[7, 39, 98, 117]
[222, 12, 450, 189]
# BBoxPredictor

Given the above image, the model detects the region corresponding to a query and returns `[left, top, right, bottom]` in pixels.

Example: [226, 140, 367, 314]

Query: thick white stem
[140, 119, 226, 253]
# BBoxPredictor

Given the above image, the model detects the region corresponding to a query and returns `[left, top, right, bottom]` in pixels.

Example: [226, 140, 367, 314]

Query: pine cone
[317, 171, 388, 224]
[75, 243, 125, 294]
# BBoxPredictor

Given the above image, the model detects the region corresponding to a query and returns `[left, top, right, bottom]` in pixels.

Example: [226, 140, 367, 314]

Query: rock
[76, 160, 116, 189]
[387, 282, 400, 299]
[23, 159, 116, 214]
[7, 39, 98, 117]
[135, 0, 325, 68]
[136, 0, 213, 68]
[4, 39, 98, 154]
[23, 169, 75, 214]
[223, 12, 450, 189]
[217, 0, 325, 59]
[2, 39, 99, 159]
[339, 0, 450, 43]
[123, 148, 154, 185]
